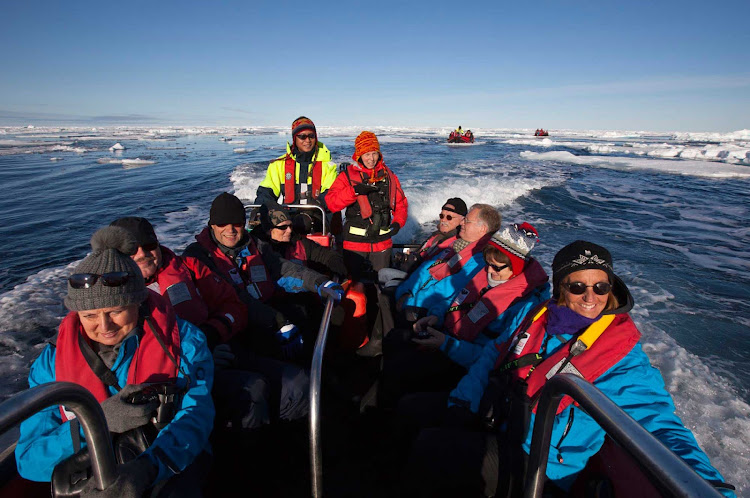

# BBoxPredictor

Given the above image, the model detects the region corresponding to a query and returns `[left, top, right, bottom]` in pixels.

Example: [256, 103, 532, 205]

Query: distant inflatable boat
[448, 130, 475, 143]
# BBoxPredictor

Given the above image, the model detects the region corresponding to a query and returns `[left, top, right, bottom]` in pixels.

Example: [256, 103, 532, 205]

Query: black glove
[324, 252, 348, 278]
[212, 343, 236, 373]
[100, 384, 159, 434]
[444, 404, 479, 429]
[80, 456, 157, 498]
[389, 222, 401, 236]
[354, 183, 378, 195]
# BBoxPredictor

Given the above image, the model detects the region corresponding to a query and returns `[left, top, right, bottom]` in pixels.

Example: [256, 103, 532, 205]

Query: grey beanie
[64, 226, 148, 311]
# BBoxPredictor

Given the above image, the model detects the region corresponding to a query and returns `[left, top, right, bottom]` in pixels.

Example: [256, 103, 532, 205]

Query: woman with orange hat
[324, 131, 408, 279]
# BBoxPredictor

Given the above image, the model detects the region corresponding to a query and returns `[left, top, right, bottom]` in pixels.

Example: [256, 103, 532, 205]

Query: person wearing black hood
[402, 240, 733, 498]
[183, 192, 344, 363]
[262, 208, 347, 278]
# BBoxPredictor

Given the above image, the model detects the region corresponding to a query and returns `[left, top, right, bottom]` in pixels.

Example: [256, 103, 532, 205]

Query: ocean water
[1, 125, 749, 493]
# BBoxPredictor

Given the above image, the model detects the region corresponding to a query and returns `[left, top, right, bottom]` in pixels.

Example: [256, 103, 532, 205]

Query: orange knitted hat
[353, 131, 381, 162]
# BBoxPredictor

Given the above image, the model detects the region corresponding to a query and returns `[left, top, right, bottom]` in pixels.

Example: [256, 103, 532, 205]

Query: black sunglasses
[274, 224, 293, 231]
[296, 133, 316, 141]
[486, 262, 509, 272]
[141, 242, 159, 252]
[564, 281, 612, 295]
[439, 213, 459, 221]
[69, 272, 132, 289]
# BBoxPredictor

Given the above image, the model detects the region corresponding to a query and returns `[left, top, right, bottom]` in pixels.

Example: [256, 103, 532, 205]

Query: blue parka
[448, 295, 731, 494]
[395, 243, 486, 316]
[16, 318, 215, 485]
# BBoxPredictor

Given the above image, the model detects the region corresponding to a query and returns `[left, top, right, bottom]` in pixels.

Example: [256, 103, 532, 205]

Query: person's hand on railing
[81, 456, 157, 498]
[318, 280, 344, 303]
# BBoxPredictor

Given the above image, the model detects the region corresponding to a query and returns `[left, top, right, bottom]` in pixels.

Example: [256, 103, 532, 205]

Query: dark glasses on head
[563, 281, 612, 295]
[486, 263, 509, 272]
[141, 242, 159, 252]
[274, 224, 293, 231]
[296, 133, 316, 141]
[215, 223, 243, 228]
[439, 213, 458, 221]
[69, 272, 132, 289]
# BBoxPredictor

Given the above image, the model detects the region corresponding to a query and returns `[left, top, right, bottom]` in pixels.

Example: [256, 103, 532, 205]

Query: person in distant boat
[380, 224, 549, 408]
[254, 116, 338, 230]
[324, 131, 408, 280]
[110, 217, 271, 431]
[456, 126, 463, 135]
[16, 226, 214, 496]
[403, 240, 735, 498]
[183, 192, 344, 363]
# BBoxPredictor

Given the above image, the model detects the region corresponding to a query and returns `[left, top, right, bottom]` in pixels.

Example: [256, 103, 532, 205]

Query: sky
[1, 0, 749, 132]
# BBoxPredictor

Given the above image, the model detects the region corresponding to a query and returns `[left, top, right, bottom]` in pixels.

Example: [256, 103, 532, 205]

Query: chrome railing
[309, 279, 338, 498]
[0, 382, 117, 490]
[524, 373, 722, 498]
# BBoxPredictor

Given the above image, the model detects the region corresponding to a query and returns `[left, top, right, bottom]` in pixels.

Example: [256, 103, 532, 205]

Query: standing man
[255, 116, 338, 212]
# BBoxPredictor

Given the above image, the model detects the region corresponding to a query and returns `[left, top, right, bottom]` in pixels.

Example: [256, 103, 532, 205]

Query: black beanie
[209, 192, 246, 226]
[110, 217, 158, 247]
[442, 198, 468, 217]
[552, 240, 614, 298]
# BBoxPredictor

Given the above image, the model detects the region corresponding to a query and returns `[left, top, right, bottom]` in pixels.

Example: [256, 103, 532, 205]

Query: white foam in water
[521, 150, 750, 178]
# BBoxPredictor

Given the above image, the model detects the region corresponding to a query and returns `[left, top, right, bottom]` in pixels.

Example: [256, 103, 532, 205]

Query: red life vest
[151, 247, 208, 327]
[55, 292, 181, 420]
[418, 232, 457, 260]
[345, 162, 398, 219]
[284, 239, 308, 265]
[428, 234, 492, 282]
[196, 229, 275, 302]
[494, 304, 641, 414]
[443, 259, 548, 342]
[284, 155, 322, 204]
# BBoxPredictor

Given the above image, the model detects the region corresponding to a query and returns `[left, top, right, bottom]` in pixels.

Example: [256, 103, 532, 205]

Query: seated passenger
[324, 131, 408, 280]
[400, 197, 466, 274]
[111, 216, 270, 431]
[262, 208, 347, 278]
[403, 240, 734, 497]
[394, 204, 500, 323]
[379, 224, 548, 408]
[183, 192, 343, 362]
[16, 226, 214, 495]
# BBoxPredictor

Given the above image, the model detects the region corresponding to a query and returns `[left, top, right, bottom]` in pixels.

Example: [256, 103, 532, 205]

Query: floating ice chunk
[50, 157, 62, 161]
[233, 148, 248, 153]
[219, 137, 232, 142]
[97, 158, 123, 164]
[109, 142, 126, 151]
[121, 158, 156, 166]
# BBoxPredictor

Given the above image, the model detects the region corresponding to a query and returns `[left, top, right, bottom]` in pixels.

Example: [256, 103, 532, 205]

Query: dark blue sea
[1, 126, 748, 491]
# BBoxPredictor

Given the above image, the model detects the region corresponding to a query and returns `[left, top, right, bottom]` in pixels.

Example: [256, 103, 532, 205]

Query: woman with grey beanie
[15, 226, 215, 497]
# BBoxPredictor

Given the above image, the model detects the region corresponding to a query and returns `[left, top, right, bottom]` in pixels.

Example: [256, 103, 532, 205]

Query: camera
[126, 382, 183, 428]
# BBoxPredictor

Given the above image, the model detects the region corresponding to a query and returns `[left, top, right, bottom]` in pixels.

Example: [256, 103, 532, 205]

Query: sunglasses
[274, 224, 293, 231]
[141, 242, 159, 252]
[439, 213, 460, 221]
[296, 133, 316, 141]
[563, 281, 612, 295]
[486, 263, 509, 272]
[215, 223, 244, 229]
[69, 272, 132, 289]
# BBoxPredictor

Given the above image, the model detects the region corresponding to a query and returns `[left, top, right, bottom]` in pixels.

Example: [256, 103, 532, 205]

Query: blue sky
[1, 0, 748, 132]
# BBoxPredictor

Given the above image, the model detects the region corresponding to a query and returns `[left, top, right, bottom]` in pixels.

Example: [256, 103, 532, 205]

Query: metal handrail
[0, 382, 117, 490]
[524, 374, 721, 498]
[309, 279, 338, 498]
[244, 203, 328, 235]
